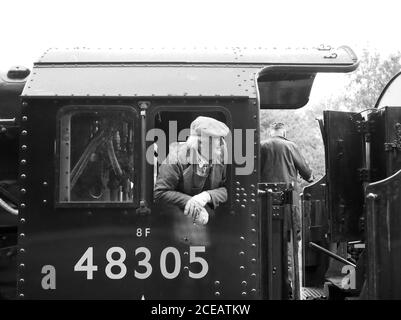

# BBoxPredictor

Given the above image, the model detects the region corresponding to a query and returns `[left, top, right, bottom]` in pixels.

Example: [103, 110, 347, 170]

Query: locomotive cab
[1, 47, 360, 299]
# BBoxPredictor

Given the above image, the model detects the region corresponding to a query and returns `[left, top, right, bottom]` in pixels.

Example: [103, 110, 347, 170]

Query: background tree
[260, 49, 401, 186]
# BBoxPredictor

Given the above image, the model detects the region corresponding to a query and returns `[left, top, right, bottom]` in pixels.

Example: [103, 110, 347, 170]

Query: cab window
[58, 107, 136, 203]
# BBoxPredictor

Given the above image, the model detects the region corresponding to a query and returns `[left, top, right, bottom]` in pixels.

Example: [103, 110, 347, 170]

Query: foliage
[260, 49, 401, 186]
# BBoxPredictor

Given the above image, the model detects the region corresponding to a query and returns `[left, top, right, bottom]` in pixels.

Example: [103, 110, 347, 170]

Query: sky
[1, 0, 400, 102]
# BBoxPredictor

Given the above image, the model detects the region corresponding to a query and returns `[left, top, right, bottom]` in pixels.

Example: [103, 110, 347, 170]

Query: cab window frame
[55, 104, 140, 208]
[149, 105, 233, 209]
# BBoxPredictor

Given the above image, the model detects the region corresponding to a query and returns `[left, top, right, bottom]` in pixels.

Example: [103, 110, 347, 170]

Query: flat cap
[190, 116, 229, 137]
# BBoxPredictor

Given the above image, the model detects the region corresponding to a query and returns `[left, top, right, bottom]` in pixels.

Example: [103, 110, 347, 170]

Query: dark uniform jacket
[154, 142, 227, 209]
[260, 136, 312, 185]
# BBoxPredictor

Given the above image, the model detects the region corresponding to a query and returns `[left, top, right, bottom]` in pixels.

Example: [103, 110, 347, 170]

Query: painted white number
[74, 246, 207, 280]
[135, 247, 152, 279]
[189, 246, 209, 279]
[160, 247, 181, 279]
[105, 247, 127, 279]
[74, 247, 98, 280]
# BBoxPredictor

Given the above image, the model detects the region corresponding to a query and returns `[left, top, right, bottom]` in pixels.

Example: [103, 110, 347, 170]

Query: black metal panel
[366, 169, 401, 299]
[259, 183, 292, 300]
[16, 97, 262, 299]
[370, 107, 401, 182]
[324, 111, 364, 241]
[301, 175, 330, 287]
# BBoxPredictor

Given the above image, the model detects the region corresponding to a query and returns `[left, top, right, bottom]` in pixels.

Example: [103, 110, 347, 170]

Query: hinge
[358, 168, 371, 182]
[385, 122, 401, 151]
[355, 119, 374, 134]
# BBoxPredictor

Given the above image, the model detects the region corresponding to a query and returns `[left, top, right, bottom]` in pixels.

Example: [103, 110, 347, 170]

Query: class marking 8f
[136, 228, 151, 237]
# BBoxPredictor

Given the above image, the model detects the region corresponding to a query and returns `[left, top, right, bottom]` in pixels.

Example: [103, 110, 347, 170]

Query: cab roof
[23, 46, 358, 101]
[35, 46, 357, 66]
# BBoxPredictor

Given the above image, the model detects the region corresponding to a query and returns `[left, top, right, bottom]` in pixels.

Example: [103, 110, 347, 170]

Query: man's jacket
[154, 142, 227, 209]
[260, 136, 312, 184]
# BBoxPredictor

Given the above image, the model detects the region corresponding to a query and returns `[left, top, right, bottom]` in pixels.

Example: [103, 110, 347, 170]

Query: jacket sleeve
[153, 161, 192, 209]
[206, 165, 228, 209]
[292, 145, 312, 181]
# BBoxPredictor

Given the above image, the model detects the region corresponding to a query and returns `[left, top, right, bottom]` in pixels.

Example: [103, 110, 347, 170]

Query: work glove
[184, 197, 204, 218]
[191, 191, 211, 207]
[193, 207, 209, 225]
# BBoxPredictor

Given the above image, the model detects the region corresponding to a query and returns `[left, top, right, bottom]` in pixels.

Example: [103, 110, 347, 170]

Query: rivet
[43, 181, 48, 186]
[20, 248, 25, 253]
[235, 181, 240, 185]
[43, 199, 47, 204]
[251, 258, 256, 263]
[239, 251, 245, 256]
[215, 281, 220, 286]
[251, 289, 257, 293]
[20, 174, 26, 180]
[241, 292, 247, 296]
[241, 205, 245, 208]
[20, 188, 26, 194]
[19, 263, 25, 268]
[251, 243, 256, 248]
[235, 199, 240, 203]
[184, 251, 188, 255]
[251, 229, 256, 233]
[251, 214, 256, 218]
[19, 278, 24, 283]
[21, 130, 27, 136]
[21, 145, 27, 150]
[19, 294, 24, 298]
[22, 102, 28, 107]
[19, 233, 25, 239]
[251, 273, 256, 277]
[240, 266, 245, 270]
[20, 159, 27, 165]
[20, 203, 26, 209]
[22, 116, 28, 122]
[241, 281, 247, 286]
[240, 236, 245, 241]
[183, 266, 189, 271]
[215, 292, 220, 296]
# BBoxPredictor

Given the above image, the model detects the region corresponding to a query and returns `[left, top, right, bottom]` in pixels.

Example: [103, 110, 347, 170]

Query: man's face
[199, 136, 223, 162]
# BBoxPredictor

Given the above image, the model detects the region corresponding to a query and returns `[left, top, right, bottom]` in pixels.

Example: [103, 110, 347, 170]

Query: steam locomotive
[0, 46, 399, 300]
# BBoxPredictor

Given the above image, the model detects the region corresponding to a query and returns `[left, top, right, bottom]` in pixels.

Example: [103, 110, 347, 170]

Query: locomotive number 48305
[73, 246, 209, 280]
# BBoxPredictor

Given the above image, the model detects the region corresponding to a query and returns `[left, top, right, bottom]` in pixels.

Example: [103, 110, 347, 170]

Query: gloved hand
[184, 197, 204, 217]
[191, 191, 211, 207]
[193, 207, 209, 225]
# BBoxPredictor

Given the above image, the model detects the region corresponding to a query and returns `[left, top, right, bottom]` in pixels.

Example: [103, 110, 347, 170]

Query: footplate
[301, 287, 327, 300]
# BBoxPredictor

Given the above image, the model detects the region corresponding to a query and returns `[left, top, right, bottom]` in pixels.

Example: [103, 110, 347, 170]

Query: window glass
[59, 109, 135, 203]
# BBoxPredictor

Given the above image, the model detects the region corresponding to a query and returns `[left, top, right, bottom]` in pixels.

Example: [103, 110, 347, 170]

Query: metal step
[301, 287, 327, 300]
